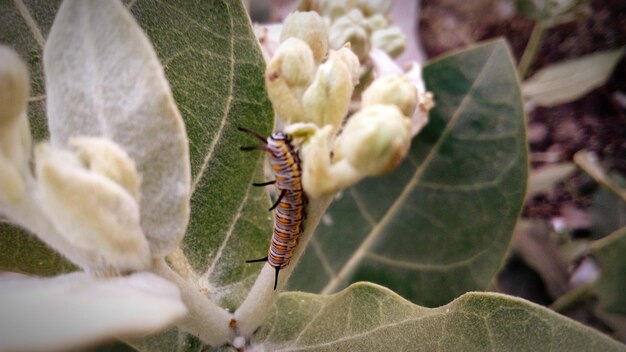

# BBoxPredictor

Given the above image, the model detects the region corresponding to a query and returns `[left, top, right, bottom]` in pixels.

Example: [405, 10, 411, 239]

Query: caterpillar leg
[253, 180, 276, 187]
[240, 145, 268, 152]
[237, 127, 268, 144]
[269, 189, 287, 211]
[245, 256, 268, 263]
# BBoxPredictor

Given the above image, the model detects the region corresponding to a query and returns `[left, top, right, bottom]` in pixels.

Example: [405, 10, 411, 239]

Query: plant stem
[518, 21, 546, 79]
[234, 195, 334, 337]
[152, 259, 233, 346]
[549, 284, 593, 312]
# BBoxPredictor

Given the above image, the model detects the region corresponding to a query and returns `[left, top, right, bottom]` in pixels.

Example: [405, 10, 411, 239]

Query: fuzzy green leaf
[252, 282, 622, 351]
[129, 0, 273, 310]
[289, 39, 528, 307]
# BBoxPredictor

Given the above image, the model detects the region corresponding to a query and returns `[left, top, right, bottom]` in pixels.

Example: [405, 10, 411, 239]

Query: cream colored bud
[0, 46, 32, 185]
[338, 104, 410, 176]
[320, 0, 356, 20]
[281, 11, 329, 63]
[0, 46, 29, 127]
[371, 26, 406, 58]
[356, 0, 392, 16]
[302, 53, 354, 130]
[365, 14, 389, 31]
[329, 12, 370, 62]
[69, 137, 141, 198]
[362, 75, 417, 117]
[331, 46, 360, 85]
[273, 38, 316, 87]
[35, 143, 150, 271]
[0, 154, 25, 204]
[266, 38, 316, 123]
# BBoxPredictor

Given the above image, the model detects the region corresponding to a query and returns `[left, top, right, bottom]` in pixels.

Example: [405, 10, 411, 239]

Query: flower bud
[302, 52, 354, 131]
[337, 104, 410, 176]
[266, 38, 315, 123]
[281, 11, 329, 63]
[321, 0, 356, 20]
[329, 11, 370, 62]
[356, 0, 392, 16]
[371, 26, 406, 58]
[0, 46, 29, 127]
[0, 46, 32, 202]
[0, 154, 25, 204]
[362, 74, 417, 117]
[35, 143, 150, 271]
[69, 137, 140, 198]
[331, 46, 361, 85]
[365, 14, 389, 31]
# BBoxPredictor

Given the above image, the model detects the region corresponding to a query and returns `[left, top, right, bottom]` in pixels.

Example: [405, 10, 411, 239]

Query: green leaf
[289, 39, 528, 307]
[129, 0, 273, 310]
[522, 48, 625, 107]
[0, 1, 273, 287]
[592, 227, 626, 315]
[252, 282, 623, 351]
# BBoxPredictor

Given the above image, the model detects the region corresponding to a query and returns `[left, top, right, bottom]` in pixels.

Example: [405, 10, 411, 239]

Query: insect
[238, 127, 307, 290]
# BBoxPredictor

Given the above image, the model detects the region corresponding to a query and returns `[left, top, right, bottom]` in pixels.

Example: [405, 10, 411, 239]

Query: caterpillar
[239, 127, 307, 290]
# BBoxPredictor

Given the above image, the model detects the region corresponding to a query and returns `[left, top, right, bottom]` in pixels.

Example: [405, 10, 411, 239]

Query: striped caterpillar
[239, 127, 307, 290]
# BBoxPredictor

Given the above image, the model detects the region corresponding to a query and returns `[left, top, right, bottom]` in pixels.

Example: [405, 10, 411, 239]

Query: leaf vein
[190, 1, 235, 193]
[14, 0, 45, 49]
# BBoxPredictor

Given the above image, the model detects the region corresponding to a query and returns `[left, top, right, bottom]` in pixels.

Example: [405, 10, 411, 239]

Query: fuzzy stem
[234, 194, 334, 337]
[518, 21, 546, 79]
[152, 258, 233, 346]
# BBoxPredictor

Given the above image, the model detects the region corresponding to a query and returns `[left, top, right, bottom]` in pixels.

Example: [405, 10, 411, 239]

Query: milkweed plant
[0, 1, 623, 351]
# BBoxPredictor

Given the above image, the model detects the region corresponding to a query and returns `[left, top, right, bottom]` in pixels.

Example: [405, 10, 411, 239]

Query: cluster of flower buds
[298, 0, 406, 61]
[0, 45, 150, 273]
[265, 11, 433, 199]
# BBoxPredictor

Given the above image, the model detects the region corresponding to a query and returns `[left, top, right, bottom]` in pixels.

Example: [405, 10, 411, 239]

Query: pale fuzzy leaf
[526, 162, 576, 199]
[252, 283, 623, 351]
[0, 272, 187, 352]
[290, 40, 528, 307]
[574, 150, 626, 202]
[44, 0, 191, 257]
[522, 48, 625, 107]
